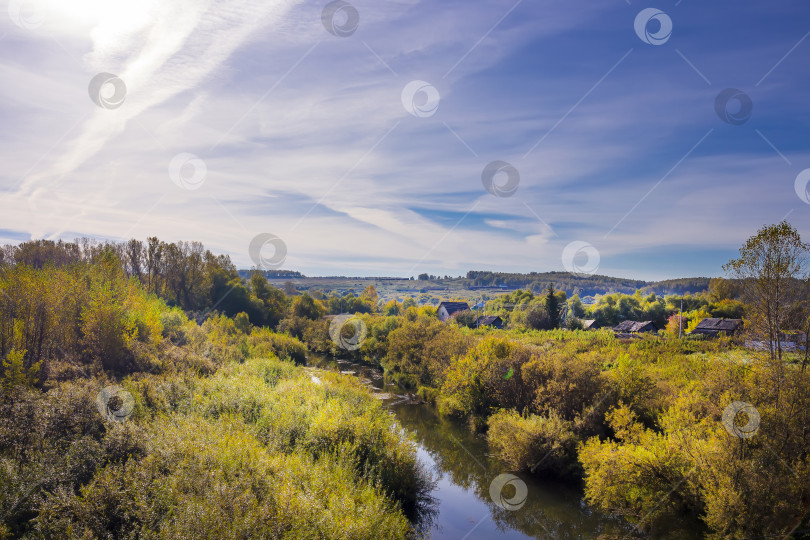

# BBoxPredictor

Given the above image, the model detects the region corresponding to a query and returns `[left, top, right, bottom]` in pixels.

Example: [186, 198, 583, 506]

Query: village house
[612, 320, 657, 334]
[689, 318, 743, 337]
[582, 319, 597, 330]
[437, 301, 470, 322]
[476, 315, 504, 329]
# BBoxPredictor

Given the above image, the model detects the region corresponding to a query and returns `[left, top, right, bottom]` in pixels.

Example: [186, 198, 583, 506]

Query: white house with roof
[437, 301, 470, 321]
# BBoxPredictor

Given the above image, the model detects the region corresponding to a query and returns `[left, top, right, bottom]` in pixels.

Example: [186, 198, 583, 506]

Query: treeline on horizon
[240, 268, 715, 299]
[466, 270, 712, 296]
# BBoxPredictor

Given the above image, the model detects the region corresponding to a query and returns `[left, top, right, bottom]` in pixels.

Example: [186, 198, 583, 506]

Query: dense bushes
[488, 410, 578, 477]
[34, 416, 414, 539]
[580, 360, 810, 537]
[350, 312, 809, 537]
[1, 357, 430, 538]
[0, 261, 431, 538]
[384, 314, 472, 388]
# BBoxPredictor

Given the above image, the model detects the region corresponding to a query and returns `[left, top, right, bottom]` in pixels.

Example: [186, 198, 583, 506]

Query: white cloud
[1, 0, 808, 280]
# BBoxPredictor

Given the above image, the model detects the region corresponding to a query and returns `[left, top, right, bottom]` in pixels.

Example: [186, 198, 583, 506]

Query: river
[306, 354, 636, 539]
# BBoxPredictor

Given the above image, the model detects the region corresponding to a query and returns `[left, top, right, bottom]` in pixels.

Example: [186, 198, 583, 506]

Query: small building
[582, 319, 597, 330]
[613, 320, 657, 334]
[476, 315, 504, 329]
[437, 301, 470, 322]
[690, 318, 743, 337]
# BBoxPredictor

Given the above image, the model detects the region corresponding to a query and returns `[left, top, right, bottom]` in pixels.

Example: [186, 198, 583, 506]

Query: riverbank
[308, 352, 640, 539]
[298, 312, 810, 538]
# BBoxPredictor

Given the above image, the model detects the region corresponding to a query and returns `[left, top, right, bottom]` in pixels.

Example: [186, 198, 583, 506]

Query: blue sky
[1, 0, 809, 280]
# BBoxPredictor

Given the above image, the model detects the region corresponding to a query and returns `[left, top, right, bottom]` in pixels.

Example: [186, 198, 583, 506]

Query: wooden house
[613, 320, 657, 334]
[689, 318, 743, 337]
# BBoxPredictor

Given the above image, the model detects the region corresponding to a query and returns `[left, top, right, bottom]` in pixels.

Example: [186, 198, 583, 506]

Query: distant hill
[235, 268, 713, 298]
[465, 271, 711, 297]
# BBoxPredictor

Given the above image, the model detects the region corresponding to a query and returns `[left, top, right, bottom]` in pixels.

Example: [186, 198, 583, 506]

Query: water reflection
[306, 354, 633, 539]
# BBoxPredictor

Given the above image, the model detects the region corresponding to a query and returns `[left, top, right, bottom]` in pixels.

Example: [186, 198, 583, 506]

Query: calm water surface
[306, 354, 635, 539]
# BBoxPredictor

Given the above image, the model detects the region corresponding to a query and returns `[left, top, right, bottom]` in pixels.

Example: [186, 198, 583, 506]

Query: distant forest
[237, 269, 304, 279]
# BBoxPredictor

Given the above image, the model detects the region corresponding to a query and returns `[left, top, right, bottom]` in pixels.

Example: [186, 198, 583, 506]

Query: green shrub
[488, 409, 578, 477]
[249, 329, 307, 364]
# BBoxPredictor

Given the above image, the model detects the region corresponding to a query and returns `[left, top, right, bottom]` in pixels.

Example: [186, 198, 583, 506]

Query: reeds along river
[305, 353, 637, 540]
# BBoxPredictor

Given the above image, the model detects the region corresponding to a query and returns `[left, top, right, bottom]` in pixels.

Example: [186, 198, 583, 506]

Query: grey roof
[438, 301, 470, 315]
[613, 320, 657, 333]
[691, 318, 743, 333]
[582, 319, 597, 329]
[477, 315, 502, 326]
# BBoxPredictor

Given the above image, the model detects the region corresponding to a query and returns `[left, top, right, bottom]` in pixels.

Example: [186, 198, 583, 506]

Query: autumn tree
[724, 221, 809, 360]
[361, 285, 379, 303]
[291, 293, 324, 320]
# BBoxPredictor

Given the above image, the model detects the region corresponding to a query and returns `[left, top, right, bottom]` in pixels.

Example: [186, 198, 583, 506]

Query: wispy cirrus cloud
[17, 0, 302, 199]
